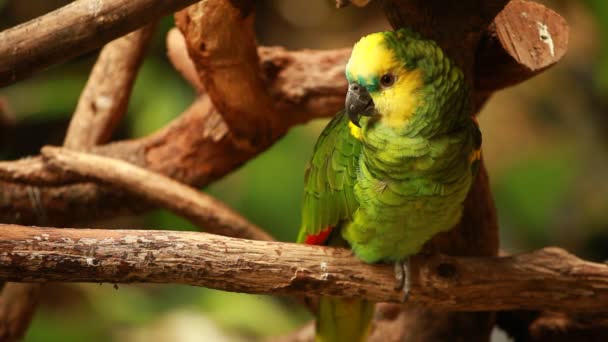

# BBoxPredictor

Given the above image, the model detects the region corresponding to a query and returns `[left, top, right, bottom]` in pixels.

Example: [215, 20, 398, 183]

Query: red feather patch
[304, 226, 333, 245]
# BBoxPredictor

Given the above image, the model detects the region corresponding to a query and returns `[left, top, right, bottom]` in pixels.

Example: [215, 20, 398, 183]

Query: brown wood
[0, 0, 199, 86]
[0, 283, 41, 342]
[41, 146, 272, 241]
[497, 311, 608, 342]
[476, 0, 569, 92]
[176, 0, 279, 145]
[64, 25, 156, 148]
[1, 224, 607, 312]
[166, 28, 204, 93]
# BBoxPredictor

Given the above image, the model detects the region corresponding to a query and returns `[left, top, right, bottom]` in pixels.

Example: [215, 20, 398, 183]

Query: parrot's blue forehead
[345, 71, 380, 93]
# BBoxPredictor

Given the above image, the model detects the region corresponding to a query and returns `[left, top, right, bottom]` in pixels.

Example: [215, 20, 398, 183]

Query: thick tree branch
[476, 0, 569, 92]
[176, 0, 279, 145]
[41, 146, 272, 241]
[1, 225, 607, 312]
[0, 0, 199, 87]
[64, 25, 156, 148]
[166, 28, 204, 93]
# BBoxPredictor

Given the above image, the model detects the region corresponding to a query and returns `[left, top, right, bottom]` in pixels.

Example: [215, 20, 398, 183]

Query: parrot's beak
[345, 82, 375, 127]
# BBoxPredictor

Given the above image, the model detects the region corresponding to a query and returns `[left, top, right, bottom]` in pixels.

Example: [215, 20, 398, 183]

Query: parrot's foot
[393, 258, 411, 302]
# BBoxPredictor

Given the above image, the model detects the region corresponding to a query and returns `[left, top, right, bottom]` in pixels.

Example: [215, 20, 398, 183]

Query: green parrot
[297, 28, 481, 342]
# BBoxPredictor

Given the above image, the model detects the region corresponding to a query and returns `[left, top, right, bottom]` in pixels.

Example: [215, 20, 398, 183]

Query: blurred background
[1, 0, 607, 341]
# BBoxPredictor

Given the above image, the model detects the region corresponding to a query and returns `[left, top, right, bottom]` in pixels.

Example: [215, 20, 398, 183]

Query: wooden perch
[41, 146, 272, 241]
[0, 0, 199, 86]
[1, 224, 607, 312]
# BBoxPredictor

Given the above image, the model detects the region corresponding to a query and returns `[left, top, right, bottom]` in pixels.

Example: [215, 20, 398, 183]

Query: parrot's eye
[380, 73, 395, 88]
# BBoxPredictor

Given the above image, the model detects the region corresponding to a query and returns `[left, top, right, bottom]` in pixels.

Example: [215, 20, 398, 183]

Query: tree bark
[0, 0, 199, 86]
[2, 224, 607, 312]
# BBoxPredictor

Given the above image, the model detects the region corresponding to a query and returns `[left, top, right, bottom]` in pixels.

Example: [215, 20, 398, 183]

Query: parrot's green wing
[297, 111, 362, 243]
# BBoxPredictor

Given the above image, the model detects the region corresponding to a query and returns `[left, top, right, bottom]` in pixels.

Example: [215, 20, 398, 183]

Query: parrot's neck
[359, 115, 473, 180]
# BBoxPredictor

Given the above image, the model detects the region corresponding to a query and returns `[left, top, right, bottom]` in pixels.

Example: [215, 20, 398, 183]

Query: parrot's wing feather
[297, 111, 361, 243]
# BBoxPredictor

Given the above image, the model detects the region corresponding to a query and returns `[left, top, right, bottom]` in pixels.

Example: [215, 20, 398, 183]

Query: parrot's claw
[393, 258, 411, 302]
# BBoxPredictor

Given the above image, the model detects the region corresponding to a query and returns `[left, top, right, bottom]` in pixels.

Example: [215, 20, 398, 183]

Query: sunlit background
[1, 0, 607, 341]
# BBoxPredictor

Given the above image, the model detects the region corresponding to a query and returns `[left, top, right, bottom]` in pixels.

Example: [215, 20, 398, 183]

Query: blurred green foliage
[0, 0, 607, 341]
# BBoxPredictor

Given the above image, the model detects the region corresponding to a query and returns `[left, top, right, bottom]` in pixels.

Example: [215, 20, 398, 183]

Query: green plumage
[297, 28, 481, 341]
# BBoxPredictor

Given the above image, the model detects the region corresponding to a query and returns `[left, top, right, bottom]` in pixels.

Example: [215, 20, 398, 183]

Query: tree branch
[475, 0, 569, 92]
[0, 0, 199, 87]
[176, 0, 279, 145]
[0, 283, 41, 342]
[166, 28, 204, 93]
[64, 25, 156, 148]
[40, 146, 272, 241]
[1, 224, 607, 312]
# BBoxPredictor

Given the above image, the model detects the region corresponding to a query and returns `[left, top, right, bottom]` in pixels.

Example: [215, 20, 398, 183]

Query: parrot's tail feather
[316, 297, 374, 342]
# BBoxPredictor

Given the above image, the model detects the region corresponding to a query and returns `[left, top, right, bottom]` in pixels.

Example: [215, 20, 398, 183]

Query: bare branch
[476, 0, 569, 92]
[1, 224, 607, 312]
[64, 25, 156, 148]
[176, 0, 279, 146]
[0, 0, 199, 86]
[41, 146, 273, 241]
[0, 283, 41, 342]
[166, 28, 204, 93]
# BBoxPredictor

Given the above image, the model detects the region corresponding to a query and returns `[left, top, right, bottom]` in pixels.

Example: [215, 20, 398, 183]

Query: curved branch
[175, 0, 279, 145]
[0, 0, 199, 86]
[1, 224, 607, 312]
[41, 146, 272, 241]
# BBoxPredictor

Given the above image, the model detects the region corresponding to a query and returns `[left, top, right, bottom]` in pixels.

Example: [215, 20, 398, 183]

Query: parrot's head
[345, 29, 467, 132]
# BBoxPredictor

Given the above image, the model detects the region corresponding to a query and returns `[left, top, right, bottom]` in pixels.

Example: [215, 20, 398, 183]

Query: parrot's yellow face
[345, 32, 423, 129]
